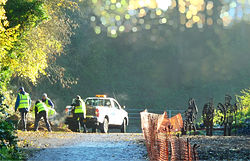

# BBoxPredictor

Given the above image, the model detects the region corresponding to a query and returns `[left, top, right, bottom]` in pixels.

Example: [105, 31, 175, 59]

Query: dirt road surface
[18, 131, 147, 161]
[18, 131, 249, 161]
[187, 135, 250, 160]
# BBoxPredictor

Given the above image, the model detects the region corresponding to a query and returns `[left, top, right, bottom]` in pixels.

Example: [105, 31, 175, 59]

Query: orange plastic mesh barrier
[169, 113, 183, 133]
[170, 137, 196, 161]
[140, 110, 198, 161]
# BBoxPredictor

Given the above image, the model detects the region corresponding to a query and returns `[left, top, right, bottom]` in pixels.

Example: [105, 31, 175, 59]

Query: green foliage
[2, 0, 53, 83]
[235, 88, 250, 128]
[213, 109, 224, 126]
[0, 94, 9, 119]
[0, 120, 17, 148]
[0, 121, 22, 160]
[0, 0, 19, 92]
[0, 94, 22, 160]
[1, 0, 79, 88]
[237, 88, 250, 109]
[5, 0, 47, 28]
[0, 67, 12, 92]
[235, 107, 250, 127]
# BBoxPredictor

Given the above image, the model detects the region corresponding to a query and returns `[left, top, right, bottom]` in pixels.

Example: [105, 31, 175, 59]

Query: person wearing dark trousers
[71, 95, 87, 133]
[34, 100, 52, 132]
[15, 87, 31, 131]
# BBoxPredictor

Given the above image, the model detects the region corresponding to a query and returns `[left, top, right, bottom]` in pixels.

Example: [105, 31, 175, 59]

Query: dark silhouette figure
[202, 98, 214, 136]
[217, 95, 237, 136]
[183, 98, 198, 135]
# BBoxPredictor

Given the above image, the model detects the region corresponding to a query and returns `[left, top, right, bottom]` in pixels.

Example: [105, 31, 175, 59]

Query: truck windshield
[86, 99, 105, 106]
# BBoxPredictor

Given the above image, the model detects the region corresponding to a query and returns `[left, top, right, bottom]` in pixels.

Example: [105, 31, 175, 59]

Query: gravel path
[18, 131, 250, 161]
[185, 135, 250, 160]
[18, 132, 147, 161]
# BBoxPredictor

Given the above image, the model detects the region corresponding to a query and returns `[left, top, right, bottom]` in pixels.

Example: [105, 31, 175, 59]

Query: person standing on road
[71, 95, 87, 133]
[42, 93, 54, 109]
[42, 93, 56, 118]
[33, 100, 52, 132]
[15, 87, 31, 131]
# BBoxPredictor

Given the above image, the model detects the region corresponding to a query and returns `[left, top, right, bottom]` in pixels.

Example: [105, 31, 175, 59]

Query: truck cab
[65, 95, 128, 133]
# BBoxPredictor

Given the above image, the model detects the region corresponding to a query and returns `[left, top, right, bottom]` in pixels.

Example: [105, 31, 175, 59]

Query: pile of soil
[7, 114, 70, 132]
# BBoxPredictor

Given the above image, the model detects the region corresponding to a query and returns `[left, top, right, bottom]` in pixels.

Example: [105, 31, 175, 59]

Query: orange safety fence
[170, 137, 197, 161]
[140, 110, 198, 161]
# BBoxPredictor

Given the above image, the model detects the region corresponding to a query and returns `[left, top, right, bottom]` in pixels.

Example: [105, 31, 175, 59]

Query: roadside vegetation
[0, 0, 78, 159]
[235, 89, 250, 134]
[0, 95, 23, 160]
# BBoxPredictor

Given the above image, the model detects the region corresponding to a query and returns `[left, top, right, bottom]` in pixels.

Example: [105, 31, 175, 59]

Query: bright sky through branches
[128, 0, 171, 10]
[156, 0, 172, 11]
[89, 0, 250, 37]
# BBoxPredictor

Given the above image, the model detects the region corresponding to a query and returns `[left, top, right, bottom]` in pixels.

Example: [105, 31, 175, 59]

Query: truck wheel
[67, 118, 78, 132]
[69, 122, 78, 132]
[101, 118, 109, 133]
[121, 119, 127, 133]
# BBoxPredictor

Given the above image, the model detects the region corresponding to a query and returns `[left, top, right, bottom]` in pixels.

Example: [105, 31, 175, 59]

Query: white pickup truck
[65, 95, 129, 133]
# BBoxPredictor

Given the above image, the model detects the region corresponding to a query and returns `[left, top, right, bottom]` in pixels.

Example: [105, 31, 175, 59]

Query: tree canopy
[0, 0, 78, 94]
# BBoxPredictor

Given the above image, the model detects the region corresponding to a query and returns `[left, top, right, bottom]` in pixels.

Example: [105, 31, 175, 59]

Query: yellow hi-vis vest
[74, 99, 86, 114]
[18, 93, 30, 109]
[45, 98, 51, 108]
[37, 102, 47, 113]
[47, 107, 56, 117]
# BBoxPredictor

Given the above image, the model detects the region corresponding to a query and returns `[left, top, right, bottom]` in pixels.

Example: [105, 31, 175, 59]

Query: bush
[0, 94, 23, 160]
[235, 89, 250, 135]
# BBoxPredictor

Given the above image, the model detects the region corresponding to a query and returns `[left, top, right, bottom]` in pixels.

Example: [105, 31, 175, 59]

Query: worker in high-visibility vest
[33, 100, 52, 132]
[42, 93, 54, 109]
[71, 95, 87, 133]
[15, 87, 31, 131]
[42, 93, 56, 117]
